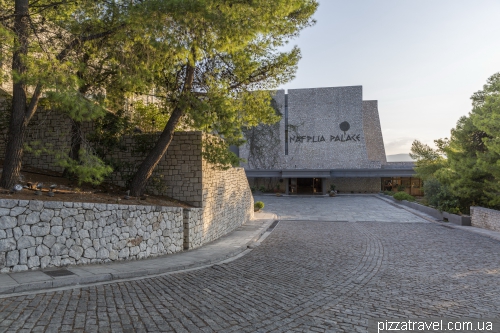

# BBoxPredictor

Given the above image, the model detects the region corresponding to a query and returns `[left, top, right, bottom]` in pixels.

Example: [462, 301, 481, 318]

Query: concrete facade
[240, 86, 409, 193]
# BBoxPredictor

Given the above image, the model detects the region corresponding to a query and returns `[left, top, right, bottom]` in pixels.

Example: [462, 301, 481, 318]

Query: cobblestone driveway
[1, 196, 500, 332]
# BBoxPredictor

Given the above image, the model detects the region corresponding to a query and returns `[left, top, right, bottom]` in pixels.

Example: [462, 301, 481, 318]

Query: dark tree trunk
[128, 65, 195, 197]
[0, 0, 29, 189]
[128, 106, 184, 196]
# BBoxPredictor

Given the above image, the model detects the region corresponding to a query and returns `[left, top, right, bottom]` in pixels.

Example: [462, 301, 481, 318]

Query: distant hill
[386, 153, 415, 162]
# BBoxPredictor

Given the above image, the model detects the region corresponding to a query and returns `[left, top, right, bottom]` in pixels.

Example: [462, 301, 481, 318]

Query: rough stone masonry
[0, 199, 186, 273]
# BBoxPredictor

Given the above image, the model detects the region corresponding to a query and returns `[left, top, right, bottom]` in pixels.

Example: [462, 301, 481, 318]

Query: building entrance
[295, 178, 323, 194]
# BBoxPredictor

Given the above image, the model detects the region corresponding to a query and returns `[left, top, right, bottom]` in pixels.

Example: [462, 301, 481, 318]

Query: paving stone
[0, 197, 499, 332]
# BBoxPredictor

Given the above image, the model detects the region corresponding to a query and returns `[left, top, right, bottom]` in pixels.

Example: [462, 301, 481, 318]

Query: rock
[103, 226, 113, 237]
[82, 238, 92, 249]
[44, 201, 63, 209]
[20, 225, 30, 236]
[60, 208, 78, 219]
[113, 240, 127, 250]
[50, 243, 67, 256]
[12, 265, 28, 272]
[9, 206, 26, 217]
[17, 236, 35, 249]
[13, 227, 22, 240]
[25, 212, 41, 225]
[74, 214, 85, 222]
[17, 215, 26, 226]
[0, 208, 10, 216]
[69, 245, 84, 260]
[109, 250, 118, 260]
[118, 247, 129, 258]
[51, 226, 63, 237]
[43, 235, 57, 248]
[0, 252, 5, 267]
[96, 248, 109, 259]
[31, 223, 50, 237]
[40, 256, 51, 268]
[6, 250, 19, 266]
[63, 217, 76, 228]
[84, 247, 96, 259]
[84, 211, 95, 221]
[51, 256, 61, 267]
[39, 209, 54, 222]
[65, 238, 75, 249]
[29, 200, 44, 212]
[36, 244, 50, 257]
[83, 221, 93, 230]
[0, 199, 17, 209]
[0, 216, 17, 229]
[0, 229, 5, 238]
[27, 256, 40, 268]
[130, 246, 140, 256]
[27, 246, 36, 257]
[19, 249, 27, 264]
[78, 229, 89, 239]
[50, 216, 63, 226]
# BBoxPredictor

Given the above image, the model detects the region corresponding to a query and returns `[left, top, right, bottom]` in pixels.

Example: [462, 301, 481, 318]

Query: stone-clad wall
[183, 167, 254, 250]
[471, 206, 500, 232]
[363, 101, 387, 164]
[0, 199, 184, 273]
[285, 86, 376, 169]
[201, 167, 254, 245]
[106, 132, 204, 207]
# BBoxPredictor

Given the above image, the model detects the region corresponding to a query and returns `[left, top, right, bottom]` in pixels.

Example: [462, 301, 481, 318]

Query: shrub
[383, 191, 394, 196]
[254, 201, 265, 211]
[393, 192, 415, 202]
[258, 185, 266, 193]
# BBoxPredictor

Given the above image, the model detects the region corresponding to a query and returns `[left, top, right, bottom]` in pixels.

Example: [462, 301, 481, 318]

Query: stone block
[6, 250, 19, 266]
[0, 216, 17, 229]
[17, 236, 35, 249]
[31, 223, 51, 237]
[43, 235, 57, 248]
[25, 212, 41, 225]
[29, 200, 44, 212]
[0, 199, 17, 209]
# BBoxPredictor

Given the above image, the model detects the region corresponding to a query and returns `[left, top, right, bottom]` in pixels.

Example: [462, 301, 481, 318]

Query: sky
[278, 0, 500, 156]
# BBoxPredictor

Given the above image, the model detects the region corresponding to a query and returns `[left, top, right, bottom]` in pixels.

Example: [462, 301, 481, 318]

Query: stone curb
[376, 194, 500, 242]
[0, 216, 277, 296]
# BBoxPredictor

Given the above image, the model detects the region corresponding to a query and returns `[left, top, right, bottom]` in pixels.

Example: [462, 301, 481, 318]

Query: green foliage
[393, 192, 415, 202]
[397, 185, 406, 191]
[56, 149, 113, 185]
[258, 185, 267, 193]
[131, 101, 169, 133]
[410, 73, 500, 212]
[330, 184, 336, 191]
[254, 201, 265, 210]
[423, 178, 461, 213]
[410, 140, 447, 181]
[383, 191, 395, 196]
[202, 136, 241, 170]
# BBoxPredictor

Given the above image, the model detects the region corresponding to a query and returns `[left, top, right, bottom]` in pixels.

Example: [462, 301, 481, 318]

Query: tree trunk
[128, 64, 195, 197]
[0, 0, 29, 189]
[128, 106, 184, 196]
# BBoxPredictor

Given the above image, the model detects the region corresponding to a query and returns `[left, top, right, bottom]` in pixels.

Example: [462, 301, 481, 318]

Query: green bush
[393, 192, 415, 202]
[383, 191, 395, 196]
[254, 201, 265, 210]
[258, 185, 266, 193]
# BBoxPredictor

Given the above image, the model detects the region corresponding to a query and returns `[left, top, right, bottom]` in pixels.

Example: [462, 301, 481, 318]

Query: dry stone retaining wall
[471, 206, 500, 232]
[0, 199, 184, 273]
